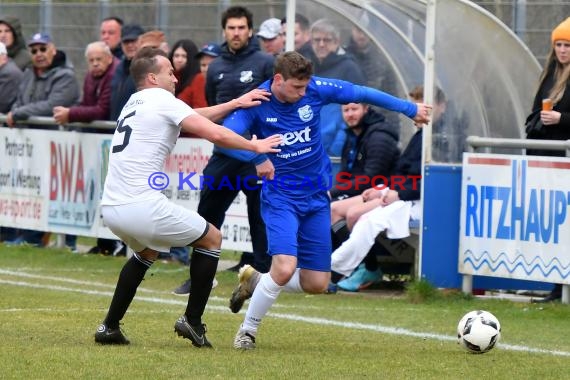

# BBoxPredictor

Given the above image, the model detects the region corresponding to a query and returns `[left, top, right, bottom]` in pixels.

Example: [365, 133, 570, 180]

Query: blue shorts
[261, 191, 331, 272]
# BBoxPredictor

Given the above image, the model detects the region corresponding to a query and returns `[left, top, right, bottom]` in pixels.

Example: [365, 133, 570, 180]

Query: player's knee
[194, 225, 222, 250]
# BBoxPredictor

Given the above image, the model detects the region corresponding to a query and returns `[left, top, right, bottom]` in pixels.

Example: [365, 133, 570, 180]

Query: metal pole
[157, 0, 169, 32]
[285, 0, 296, 52]
[513, 0, 527, 41]
[98, 0, 110, 23]
[40, 0, 52, 36]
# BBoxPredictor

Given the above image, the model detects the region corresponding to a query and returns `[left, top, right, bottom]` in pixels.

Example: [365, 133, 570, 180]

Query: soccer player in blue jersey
[220, 51, 431, 350]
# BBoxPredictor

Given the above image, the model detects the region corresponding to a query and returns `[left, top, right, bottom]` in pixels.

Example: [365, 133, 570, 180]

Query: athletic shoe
[94, 323, 130, 345]
[171, 277, 219, 296]
[229, 265, 260, 313]
[174, 315, 212, 348]
[337, 265, 382, 292]
[233, 326, 256, 350]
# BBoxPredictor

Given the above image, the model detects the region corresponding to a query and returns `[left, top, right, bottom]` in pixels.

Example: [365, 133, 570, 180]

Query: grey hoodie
[0, 17, 31, 70]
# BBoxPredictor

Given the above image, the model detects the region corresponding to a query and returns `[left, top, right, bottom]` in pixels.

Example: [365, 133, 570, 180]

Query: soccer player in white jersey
[94, 47, 282, 348]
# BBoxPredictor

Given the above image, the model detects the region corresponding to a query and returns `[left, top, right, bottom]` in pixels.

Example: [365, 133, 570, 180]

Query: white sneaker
[233, 327, 256, 350]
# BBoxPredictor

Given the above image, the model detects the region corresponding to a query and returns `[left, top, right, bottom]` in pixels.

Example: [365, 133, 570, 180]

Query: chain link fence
[0, 1, 568, 87]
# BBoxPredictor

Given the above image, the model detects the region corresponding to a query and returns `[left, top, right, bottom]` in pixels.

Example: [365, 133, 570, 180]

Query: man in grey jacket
[6, 32, 79, 129]
[0, 41, 23, 113]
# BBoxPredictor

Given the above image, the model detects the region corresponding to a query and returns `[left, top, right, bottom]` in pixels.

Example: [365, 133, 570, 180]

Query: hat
[27, 32, 52, 46]
[256, 18, 282, 40]
[121, 24, 145, 42]
[552, 17, 570, 44]
[0, 42, 6, 55]
[196, 42, 221, 58]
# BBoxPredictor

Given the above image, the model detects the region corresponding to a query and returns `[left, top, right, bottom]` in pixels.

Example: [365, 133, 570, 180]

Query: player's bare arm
[194, 88, 271, 122]
[180, 114, 281, 153]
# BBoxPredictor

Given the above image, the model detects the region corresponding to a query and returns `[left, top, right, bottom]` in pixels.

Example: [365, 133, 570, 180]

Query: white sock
[282, 268, 303, 293]
[242, 273, 283, 335]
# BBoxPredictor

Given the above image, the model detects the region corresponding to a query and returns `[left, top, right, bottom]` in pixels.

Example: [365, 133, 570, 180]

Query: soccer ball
[457, 310, 501, 353]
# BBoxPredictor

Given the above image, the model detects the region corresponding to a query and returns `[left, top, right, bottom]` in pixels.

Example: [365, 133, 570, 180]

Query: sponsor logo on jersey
[278, 126, 311, 146]
[265, 117, 278, 122]
[240, 70, 253, 83]
[297, 105, 313, 122]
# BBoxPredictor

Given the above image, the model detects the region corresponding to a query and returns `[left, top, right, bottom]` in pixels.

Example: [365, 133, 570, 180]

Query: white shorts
[101, 198, 208, 253]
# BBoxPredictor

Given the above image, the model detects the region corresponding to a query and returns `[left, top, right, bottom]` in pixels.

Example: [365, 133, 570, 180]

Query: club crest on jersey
[297, 105, 313, 122]
[240, 71, 253, 83]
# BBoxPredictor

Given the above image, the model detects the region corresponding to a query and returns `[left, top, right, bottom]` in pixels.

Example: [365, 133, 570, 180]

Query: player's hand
[256, 159, 275, 180]
[251, 134, 282, 154]
[412, 103, 432, 124]
[53, 106, 70, 125]
[236, 89, 272, 109]
[380, 189, 400, 207]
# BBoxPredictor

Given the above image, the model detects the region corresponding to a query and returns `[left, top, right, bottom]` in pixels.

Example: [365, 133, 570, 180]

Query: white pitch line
[1, 277, 570, 357]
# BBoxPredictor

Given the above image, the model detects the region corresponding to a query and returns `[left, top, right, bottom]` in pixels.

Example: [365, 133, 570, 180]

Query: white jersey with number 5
[102, 87, 196, 205]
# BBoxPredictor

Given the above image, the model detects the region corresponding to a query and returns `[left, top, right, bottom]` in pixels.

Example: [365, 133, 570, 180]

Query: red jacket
[68, 57, 119, 122]
[177, 72, 207, 138]
[177, 72, 207, 109]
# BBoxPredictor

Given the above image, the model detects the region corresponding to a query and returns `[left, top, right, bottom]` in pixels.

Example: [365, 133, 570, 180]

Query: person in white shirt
[94, 47, 281, 348]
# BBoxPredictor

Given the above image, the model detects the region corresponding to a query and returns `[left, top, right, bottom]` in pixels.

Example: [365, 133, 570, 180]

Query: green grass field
[1, 244, 569, 380]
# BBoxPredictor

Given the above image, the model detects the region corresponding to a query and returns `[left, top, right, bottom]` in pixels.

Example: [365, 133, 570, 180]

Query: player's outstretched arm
[194, 88, 271, 122]
[180, 114, 281, 153]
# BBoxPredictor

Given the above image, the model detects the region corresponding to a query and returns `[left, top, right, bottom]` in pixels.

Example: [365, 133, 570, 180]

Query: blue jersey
[220, 76, 417, 198]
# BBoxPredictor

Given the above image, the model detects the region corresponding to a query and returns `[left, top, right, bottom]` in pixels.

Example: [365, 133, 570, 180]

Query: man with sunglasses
[6, 32, 79, 129]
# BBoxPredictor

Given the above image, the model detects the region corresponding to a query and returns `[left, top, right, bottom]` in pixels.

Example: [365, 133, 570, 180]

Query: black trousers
[198, 153, 270, 272]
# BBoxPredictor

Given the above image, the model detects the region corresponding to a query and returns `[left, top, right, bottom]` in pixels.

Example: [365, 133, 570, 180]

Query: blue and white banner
[459, 153, 570, 284]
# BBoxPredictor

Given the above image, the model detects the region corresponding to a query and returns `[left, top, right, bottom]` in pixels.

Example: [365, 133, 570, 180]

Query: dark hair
[221, 6, 253, 29]
[168, 39, 200, 96]
[130, 47, 168, 88]
[274, 51, 313, 81]
[102, 16, 124, 26]
[281, 13, 310, 31]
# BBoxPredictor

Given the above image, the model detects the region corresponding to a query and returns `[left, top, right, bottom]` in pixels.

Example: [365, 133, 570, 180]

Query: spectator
[7, 32, 80, 129]
[100, 16, 124, 60]
[172, 5, 274, 295]
[109, 23, 144, 121]
[4, 32, 80, 247]
[306, 19, 366, 170]
[0, 16, 31, 70]
[169, 39, 207, 109]
[0, 41, 23, 243]
[256, 18, 284, 56]
[329, 85, 443, 292]
[280, 14, 312, 57]
[329, 102, 400, 201]
[196, 42, 221, 74]
[139, 30, 169, 53]
[528, 17, 570, 303]
[53, 41, 118, 125]
[0, 41, 23, 113]
[346, 24, 400, 129]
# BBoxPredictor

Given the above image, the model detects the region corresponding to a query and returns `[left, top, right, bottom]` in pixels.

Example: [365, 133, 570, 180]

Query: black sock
[186, 247, 220, 326]
[103, 253, 153, 329]
[363, 248, 379, 272]
[331, 220, 350, 247]
[331, 270, 344, 284]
